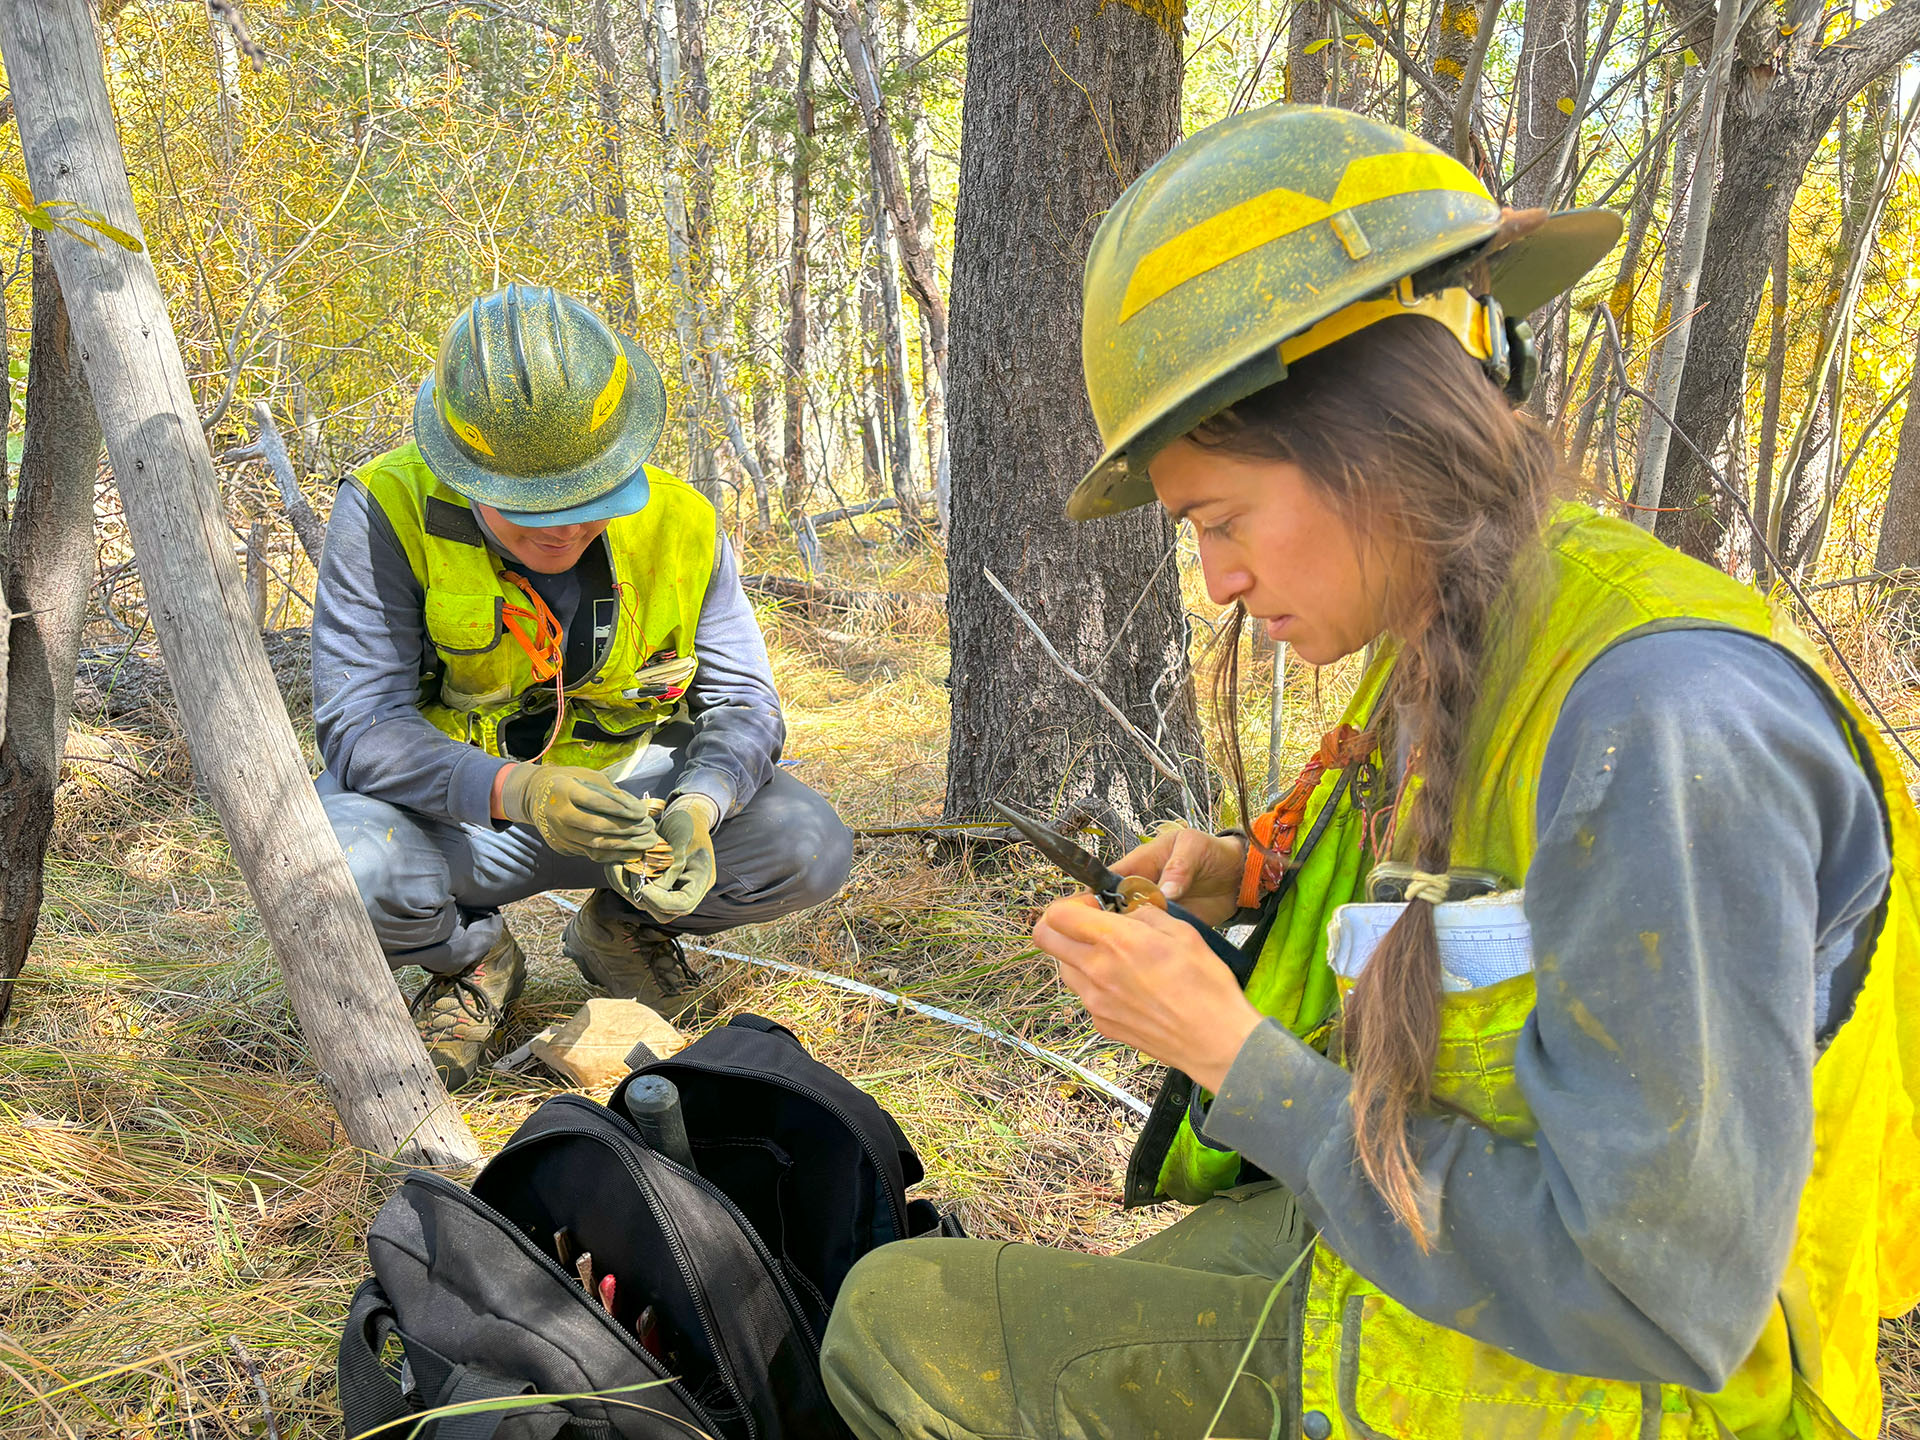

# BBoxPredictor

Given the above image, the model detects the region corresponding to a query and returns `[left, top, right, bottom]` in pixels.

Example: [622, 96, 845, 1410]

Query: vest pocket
[438, 678, 514, 713]
[423, 591, 504, 655]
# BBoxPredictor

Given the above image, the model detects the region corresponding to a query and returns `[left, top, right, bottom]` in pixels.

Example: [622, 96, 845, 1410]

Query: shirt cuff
[672, 767, 739, 822]
[452, 750, 514, 828]
[1204, 1019, 1355, 1194]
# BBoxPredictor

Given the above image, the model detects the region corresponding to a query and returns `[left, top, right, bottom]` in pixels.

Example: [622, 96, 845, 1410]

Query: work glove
[610, 793, 717, 921]
[499, 763, 661, 862]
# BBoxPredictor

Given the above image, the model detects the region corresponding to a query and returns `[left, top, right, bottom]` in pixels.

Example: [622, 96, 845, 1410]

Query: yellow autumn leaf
[1557, 96, 1577, 114]
[1, 173, 33, 209]
[1302, 36, 1335, 53]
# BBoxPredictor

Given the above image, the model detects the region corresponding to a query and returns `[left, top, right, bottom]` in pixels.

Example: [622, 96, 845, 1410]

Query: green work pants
[820, 1182, 1311, 1440]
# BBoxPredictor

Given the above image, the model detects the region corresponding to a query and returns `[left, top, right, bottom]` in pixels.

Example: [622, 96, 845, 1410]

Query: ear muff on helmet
[1477, 297, 1540, 404]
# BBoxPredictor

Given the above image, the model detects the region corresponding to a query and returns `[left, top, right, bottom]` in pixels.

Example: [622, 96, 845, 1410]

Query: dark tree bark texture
[944, 0, 1203, 830]
[0, 238, 99, 1030]
[1654, 0, 1920, 560]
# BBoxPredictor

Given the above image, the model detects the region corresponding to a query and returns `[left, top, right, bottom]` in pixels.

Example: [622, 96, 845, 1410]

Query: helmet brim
[1066, 205, 1624, 522]
[413, 333, 666, 518]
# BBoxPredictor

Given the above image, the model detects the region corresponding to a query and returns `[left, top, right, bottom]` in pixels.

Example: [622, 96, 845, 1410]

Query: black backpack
[338, 1015, 960, 1440]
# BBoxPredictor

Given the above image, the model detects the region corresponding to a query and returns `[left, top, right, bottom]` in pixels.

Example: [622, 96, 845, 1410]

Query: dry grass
[2, 525, 1917, 1436]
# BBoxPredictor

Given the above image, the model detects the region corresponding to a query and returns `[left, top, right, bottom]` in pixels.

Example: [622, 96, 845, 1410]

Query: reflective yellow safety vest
[357, 443, 716, 770]
[1157, 505, 1920, 1438]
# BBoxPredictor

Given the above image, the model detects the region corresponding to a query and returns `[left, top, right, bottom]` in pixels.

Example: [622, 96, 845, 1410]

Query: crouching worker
[313, 284, 853, 1088]
[822, 108, 1920, 1439]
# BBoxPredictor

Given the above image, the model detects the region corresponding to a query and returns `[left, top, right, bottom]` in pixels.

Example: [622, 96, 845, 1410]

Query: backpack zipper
[404, 1170, 719, 1434]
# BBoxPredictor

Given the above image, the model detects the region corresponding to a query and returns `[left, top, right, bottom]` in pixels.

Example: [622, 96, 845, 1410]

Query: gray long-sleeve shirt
[1205, 628, 1890, 1390]
[312, 477, 784, 827]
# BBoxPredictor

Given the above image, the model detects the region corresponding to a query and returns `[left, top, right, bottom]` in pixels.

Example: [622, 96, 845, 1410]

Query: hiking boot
[409, 924, 528, 1091]
[562, 889, 706, 1019]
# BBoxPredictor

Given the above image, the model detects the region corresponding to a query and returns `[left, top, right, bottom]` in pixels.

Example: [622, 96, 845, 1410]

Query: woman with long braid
[819, 107, 1920, 1440]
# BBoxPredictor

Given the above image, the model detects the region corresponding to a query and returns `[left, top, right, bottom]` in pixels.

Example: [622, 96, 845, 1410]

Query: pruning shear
[991, 801, 1245, 967]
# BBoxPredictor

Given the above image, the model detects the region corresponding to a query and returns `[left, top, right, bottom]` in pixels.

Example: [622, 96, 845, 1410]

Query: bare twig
[199, 131, 372, 432]
[1324, 0, 1452, 108]
[980, 566, 1197, 811]
[1452, 0, 1507, 163]
[226, 1336, 279, 1440]
[245, 400, 325, 564]
[205, 0, 265, 68]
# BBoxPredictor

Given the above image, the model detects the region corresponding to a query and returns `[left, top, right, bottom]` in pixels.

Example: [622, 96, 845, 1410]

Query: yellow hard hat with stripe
[1068, 106, 1622, 521]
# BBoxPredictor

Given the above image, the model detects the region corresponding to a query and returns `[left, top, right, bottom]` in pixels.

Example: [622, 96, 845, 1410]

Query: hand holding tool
[611, 794, 717, 920]
[500, 764, 663, 862]
[992, 802, 1245, 967]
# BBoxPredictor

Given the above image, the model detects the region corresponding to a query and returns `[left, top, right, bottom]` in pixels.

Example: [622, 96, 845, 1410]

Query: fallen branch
[809, 496, 898, 529]
[225, 1337, 279, 1440]
[740, 572, 933, 619]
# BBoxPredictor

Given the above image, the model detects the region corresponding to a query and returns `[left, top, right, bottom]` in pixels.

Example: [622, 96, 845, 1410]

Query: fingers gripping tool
[991, 802, 1245, 968]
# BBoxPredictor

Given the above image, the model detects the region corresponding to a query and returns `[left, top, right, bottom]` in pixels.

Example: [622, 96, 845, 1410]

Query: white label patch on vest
[593, 598, 617, 647]
[1328, 890, 1533, 991]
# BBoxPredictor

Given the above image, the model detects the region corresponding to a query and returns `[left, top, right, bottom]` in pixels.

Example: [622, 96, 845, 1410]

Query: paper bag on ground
[529, 997, 686, 1089]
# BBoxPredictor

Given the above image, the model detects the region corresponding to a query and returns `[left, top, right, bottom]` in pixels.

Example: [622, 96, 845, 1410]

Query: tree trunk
[1285, 0, 1331, 107]
[945, 0, 1205, 830]
[1655, 0, 1920, 558]
[649, 0, 772, 514]
[868, 153, 926, 534]
[1423, 0, 1483, 148]
[782, 0, 818, 530]
[895, 0, 950, 528]
[675, 0, 717, 295]
[0, 237, 98, 1031]
[819, 0, 950, 498]
[1872, 332, 1920, 580]
[589, 0, 642, 328]
[1, 0, 478, 1164]
[1633, 0, 1737, 530]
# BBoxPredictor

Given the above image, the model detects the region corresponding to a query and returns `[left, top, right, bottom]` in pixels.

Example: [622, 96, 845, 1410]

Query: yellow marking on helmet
[443, 404, 496, 457]
[1118, 152, 1490, 322]
[1119, 186, 1330, 321]
[1327, 149, 1489, 213]
[590, 348, 630, 432]
[1278, 281, 1493, 369]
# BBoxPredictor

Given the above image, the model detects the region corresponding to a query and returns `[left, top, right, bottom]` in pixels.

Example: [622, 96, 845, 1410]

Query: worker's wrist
[496, 762, 534, 824]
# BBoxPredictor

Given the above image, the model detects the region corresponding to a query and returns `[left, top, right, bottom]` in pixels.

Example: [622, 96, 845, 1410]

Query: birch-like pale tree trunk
[1633, 0, 1739, 529]
[783, 0, 819, 533]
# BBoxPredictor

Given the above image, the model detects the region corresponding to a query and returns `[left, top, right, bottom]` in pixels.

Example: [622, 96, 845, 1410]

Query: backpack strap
[338, 1278, 415, 1437]
[338, 1277, 572, 1440]
[429, 1364, 567, 1440]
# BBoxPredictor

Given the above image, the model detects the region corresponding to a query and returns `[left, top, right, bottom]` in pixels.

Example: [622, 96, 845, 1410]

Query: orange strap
[1238, 723, 1374, 908]
[499, 572, 565, 683]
